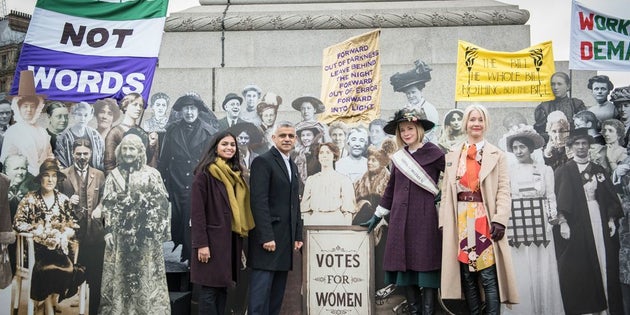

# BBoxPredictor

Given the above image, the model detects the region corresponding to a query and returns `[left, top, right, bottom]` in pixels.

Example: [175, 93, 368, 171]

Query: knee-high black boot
[421, 287, 436, 315]
[404, 285, 421, 315]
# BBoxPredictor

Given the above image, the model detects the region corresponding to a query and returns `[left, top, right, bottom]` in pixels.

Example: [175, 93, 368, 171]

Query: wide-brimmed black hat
[35, 158, 66, 183]
[172, 94, 209, 112]
[389, 60, 432, 92]
[383, 109, 434, 135]
[567, 127, 594, 146]
[222, 93, 243, 110]
[291, 96, 325, 113]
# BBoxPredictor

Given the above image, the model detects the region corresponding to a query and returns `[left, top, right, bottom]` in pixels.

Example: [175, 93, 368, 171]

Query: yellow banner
[455, 40, 556, 102]
[320, 29, 381, 124]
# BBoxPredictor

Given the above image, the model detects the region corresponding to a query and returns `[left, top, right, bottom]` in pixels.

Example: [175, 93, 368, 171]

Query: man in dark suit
[159, 94, 217, 262]
[59, 138, 106, 315]
[248, 121, 303, 315]
[217, 93, 246, 131]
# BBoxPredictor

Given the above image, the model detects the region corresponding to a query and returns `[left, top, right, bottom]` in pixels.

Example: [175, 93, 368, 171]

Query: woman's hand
[609, 219, 616, 237]
[104, 233, 114, 247]
[560, 222, 571, 239]
[198, 246, 210, 263]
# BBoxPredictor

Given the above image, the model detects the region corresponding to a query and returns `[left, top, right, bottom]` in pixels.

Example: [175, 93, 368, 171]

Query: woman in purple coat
[361, 109, 445, 314]
[190, 130, 255, 315]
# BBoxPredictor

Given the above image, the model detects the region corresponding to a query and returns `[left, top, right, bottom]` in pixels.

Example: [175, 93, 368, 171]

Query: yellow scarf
[209, 158, 255, 237]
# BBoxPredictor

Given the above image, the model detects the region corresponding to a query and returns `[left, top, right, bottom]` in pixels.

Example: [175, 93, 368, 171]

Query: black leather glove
[490, 222, 506, 241]
[359, 215, 382, 233]
[434, 190, 442, 205]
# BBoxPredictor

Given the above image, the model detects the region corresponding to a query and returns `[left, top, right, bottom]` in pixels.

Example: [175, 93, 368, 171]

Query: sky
[4, 0, 630, 84]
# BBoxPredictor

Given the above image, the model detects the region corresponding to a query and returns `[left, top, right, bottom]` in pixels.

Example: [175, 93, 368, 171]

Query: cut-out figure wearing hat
[0, 70, 53, 175]
[553, 127, 624, 314]
[292, 95, 331, 142]
[218, 93, 246, 131]
[256, 92, 282, 150]
[241, 84, 263, 125]
[158, 94, 217, 262]
[389, 60, 440, 144]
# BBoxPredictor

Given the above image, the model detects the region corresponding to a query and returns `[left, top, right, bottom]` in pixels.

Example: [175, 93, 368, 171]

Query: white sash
[391, 149, 439, 196]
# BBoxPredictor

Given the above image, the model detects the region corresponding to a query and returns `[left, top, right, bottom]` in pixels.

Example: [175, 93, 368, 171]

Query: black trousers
[460, 263, 500, 315]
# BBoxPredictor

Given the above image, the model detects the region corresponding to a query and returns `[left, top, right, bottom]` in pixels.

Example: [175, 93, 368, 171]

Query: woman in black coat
[190, 130, 255, 315]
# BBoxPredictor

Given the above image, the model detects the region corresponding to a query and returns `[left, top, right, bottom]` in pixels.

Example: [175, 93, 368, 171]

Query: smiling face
[5, 157, 27, 185]
[398, 121, 419, 146]
[465, 109, 486, 141]
[299, 129, 315, 147]
[591, 82, 610, 104]
[152, 98, 168, 118]
[120, 143, 140, 164]
[347, 129, 368, 158]
[225, 99, 242, 119]
[551, 75, 570, 98]
[49, 107, 69, 134]
[217, 135, 237, 160]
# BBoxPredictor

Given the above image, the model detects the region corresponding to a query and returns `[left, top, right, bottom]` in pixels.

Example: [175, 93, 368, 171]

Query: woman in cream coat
[438, 104, 519, 312]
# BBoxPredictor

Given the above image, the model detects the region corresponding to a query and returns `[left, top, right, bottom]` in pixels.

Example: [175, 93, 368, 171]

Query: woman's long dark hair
[194, 130, 242, 175]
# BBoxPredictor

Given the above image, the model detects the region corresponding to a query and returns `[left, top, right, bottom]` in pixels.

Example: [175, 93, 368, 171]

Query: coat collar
[270, 146, 292, 181]
[445, 141, 500, 183]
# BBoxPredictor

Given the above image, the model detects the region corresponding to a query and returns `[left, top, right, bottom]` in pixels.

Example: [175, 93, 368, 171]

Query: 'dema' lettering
[580, 41, 630, 61]
[315, 292, 363, 307]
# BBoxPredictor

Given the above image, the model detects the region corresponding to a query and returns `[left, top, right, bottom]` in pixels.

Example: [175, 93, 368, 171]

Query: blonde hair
[394, 121, 425, 148]
[462, 104, 490, 135]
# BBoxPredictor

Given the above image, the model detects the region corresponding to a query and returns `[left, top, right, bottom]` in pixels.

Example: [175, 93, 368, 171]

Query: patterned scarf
[209, 158, 255, 237]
